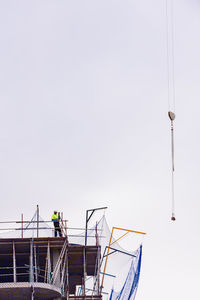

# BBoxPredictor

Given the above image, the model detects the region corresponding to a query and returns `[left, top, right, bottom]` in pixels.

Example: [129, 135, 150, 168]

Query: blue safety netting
[109, 245, 142, 300]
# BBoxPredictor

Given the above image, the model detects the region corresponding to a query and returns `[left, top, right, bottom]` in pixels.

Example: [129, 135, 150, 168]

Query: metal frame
[83, 207, 107, 298]
[100, 226, 146, 291]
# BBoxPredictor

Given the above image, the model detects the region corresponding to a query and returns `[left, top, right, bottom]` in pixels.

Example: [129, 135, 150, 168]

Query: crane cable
[166, 0, 176, 221]
[168, 111, 175, 221]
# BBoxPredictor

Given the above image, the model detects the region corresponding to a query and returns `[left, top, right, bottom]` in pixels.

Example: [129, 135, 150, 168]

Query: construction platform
[0, 237, 101, 300]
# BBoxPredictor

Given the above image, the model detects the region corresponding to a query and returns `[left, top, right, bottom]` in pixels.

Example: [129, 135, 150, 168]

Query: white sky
[0, 0, 200, 299]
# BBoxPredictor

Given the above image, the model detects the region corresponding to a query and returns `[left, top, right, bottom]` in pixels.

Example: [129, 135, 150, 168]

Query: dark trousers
[53, 222, 62, 237]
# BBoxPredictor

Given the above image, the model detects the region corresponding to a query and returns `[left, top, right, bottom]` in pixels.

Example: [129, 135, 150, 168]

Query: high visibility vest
[51, 214, 59, 221]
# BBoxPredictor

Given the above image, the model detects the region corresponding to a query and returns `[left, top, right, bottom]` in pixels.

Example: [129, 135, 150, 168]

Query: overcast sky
[0, 0, 200, 299]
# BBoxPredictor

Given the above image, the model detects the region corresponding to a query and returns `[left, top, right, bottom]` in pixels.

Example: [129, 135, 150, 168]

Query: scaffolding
[0, 206, 145, 300]
[0, 207, 102, 300]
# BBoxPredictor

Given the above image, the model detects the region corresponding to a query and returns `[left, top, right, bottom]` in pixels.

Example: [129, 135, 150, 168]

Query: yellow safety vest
[51, 214, 59, 221]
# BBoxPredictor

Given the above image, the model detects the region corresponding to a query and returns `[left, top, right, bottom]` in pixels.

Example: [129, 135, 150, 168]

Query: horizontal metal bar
[0, 240, 68, 245]
[108, 246, 136, 258]
[25, 264, 45, 273]
[0, 227, 102, 232]
[87, 207, 108, 212]
[67, 227, 103, 231]
[0, 227, 52, 231]
[0, 273, 31, 277]
[113, 226, 146, 235]
[0, 266, 29, 269]
[100, 272, 116, 278]
[0, 252, 48, 256]
[0, 220, 68, 224]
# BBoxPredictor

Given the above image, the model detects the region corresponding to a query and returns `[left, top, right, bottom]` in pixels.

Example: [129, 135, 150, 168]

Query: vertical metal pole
[83, 210, 88, 297]
[65, 220, 67, 237]
[97, 246, 101, 295]
[96, 223, 100, 295]
[95, 222, 98, 246]
[47, 241, 51, 284]
[37, 205, 39, 238]
[21, 213, 23, 239]
[101, 227, 114, 291]
[66, 247, 69, 300]
[13, 242, 17, 283]
[34, 245, 38, 282]
[30, 240, 34, 283]
[93, 222, 100, 295]
[44, 251, 48, 283]
[84, 207, 107, 296]
[61, 212, 63, 236]
[31, 285, 34, 300]
[83, 247, 86, 297]
[85, 210, 88, 247]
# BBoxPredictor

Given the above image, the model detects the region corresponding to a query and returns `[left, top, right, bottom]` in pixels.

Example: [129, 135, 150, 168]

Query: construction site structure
[0, 207, 103, 300]
[0, 206, 145, 300]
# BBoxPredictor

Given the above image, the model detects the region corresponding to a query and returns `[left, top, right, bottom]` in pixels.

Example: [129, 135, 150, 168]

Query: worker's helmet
[54, 210, 57, 214]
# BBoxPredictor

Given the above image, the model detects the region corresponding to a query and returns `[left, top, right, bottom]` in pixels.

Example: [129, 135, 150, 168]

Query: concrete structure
[0, 237, 101, 300]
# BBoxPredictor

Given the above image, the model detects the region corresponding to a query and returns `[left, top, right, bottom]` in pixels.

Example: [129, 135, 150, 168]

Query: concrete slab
[0, 282, 61, 300]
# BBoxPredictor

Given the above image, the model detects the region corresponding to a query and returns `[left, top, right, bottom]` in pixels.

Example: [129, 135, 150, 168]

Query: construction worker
[51, 211, 62, 237]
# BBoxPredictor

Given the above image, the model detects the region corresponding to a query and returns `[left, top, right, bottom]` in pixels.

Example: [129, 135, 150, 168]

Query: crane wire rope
[166, 0, 176, 221]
